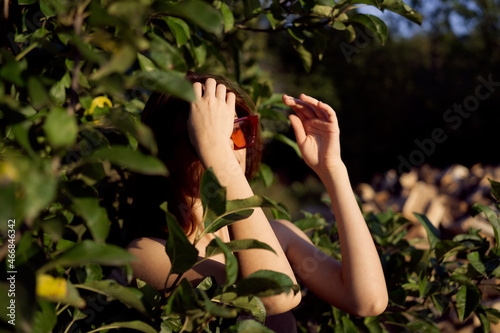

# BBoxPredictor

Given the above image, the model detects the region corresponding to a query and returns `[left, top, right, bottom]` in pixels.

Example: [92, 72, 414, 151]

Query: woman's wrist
[315, 160, 347, 182]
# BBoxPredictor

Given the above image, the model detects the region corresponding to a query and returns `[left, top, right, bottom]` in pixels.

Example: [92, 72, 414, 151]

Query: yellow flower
[85, 96, 113, 116]
[36, 274, 67, 299]
[36, 274, 86, 308]
[0, 160, 20, 184]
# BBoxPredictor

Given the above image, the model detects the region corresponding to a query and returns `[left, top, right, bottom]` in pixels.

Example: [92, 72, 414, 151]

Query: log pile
[355, 163, 500, 333]
[355, 163, 500, 241]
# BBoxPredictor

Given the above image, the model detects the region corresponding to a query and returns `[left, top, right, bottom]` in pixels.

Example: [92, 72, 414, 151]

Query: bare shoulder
[126, 237, 226, 290]
[127, 237, 171, 290]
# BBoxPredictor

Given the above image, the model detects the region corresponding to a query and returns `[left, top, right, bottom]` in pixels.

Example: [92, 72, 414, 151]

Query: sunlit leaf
[71, 197, 110, 243]
[89, 321, 157, 333]
[471, 204, 500, 249]
[349, 14, 388, 45]
[88, 146, 168, 175]
[456, 284, 481, 321]
[489, 178, 500, 202]
[236, 270, 298, 297]
[414, 213, 440, 249]
[221, 2, 235, 32]
[205, 239, 276, 258]
[164, 17, 191, 46]
[155, 0, 223, 35]
[132, 69, 194, 102]
[40, 240, 136, 272]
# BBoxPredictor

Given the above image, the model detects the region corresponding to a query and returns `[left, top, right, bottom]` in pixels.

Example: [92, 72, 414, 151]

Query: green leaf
[476, 307, 491, 333]
[214, 237, 238, 286]
[89, 321, 157, 333]
[456, 284, 481, 321]
[431, 294, 450, 316]
[418, 272, 439, 298]
[351, 0, 381, 6]
[132, 70, 194, 102]
[32, 300, 57, 333]
[79, 280, 146, 313]
[341, 316, 359, 333]
[414, 213, 440, 249]
[48, 72, 70, 105]
[164, 206, 199, 276]
[216, 291, 266, 323]
[236, 270, 298, 297]
[243, 0, 261, 20]
[11, 121, 36, 157]
[164, 17, 191, 46]
[155, 0, 223, 35]
[88, 146, 168, 175]
[435, 240, 466, 262]
[18, 158, 58, 220]
[201, 168, 227, 229]
[40, 240, 136, 272]
[467, 251, 488, 277]
[257, 163, 273, 187]
[471, 203, 500, 249]
[205, 239, 276, 258]
[43, 107, 78, 148]
[148, 33, 188, 71]
[200, 289, 239, 318]
[71, 197, 110, 243]
[349, 14, 388, 45]
[109, 111, 158, 155]
[137, 53, 157, 72]
[230, 319, 275, 332]
[379, 0, 422, 25]
[489, 178, 500, 202]
[28, 77, 49, 108]
[221, 2, 235, 32]
[294, 215, 328, 232]
[202, 193, 291, 237]
[90, 43, 137, 81]
[189, 35, 207, 67]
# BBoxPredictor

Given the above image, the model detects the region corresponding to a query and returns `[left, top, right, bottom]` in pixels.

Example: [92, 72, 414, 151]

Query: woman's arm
[187, 79, 301, 315]
[281, 94, 388, 317]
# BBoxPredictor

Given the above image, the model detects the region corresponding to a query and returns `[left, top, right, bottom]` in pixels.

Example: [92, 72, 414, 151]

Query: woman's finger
[283, 95, 315, 119]
[300, 94, 329, 120]
[289, 114, 306, 145]
[204, 78, 217, 98]
[193, 82, 203, 99]
[227, 92, 236, 109]
[318, 101, 339, 124]
[216, 83, 227, 101]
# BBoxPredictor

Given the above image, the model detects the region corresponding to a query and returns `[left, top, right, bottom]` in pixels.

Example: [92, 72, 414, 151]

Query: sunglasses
[231, 115, 258, 150]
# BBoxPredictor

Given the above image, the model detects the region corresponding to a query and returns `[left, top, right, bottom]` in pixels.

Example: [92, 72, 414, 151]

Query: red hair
[133, 73, 262, 236]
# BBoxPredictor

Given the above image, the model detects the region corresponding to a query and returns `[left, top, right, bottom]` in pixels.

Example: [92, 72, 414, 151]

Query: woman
[127, 73, 388, 329]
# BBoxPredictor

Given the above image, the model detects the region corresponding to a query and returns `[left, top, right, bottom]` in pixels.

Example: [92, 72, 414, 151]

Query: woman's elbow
[352, 290, 388, 317]
[261, 290, 302, 316]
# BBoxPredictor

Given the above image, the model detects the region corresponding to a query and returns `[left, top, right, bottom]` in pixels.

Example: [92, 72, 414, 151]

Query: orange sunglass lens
[231, 124, 246, 148]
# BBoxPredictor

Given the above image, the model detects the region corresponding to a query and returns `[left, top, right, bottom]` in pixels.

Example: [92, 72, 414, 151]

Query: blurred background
[244, 0, 500, 218]
[252, 0, 499, 181]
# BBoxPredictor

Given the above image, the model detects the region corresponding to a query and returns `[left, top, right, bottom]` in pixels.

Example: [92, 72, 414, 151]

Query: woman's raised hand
[283, 94, 342, 174]
[188, 78, 236, 162]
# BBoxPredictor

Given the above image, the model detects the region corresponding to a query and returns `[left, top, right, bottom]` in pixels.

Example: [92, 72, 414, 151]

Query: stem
[57, 303, 71, 316]
[14, 42, 39, 61]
